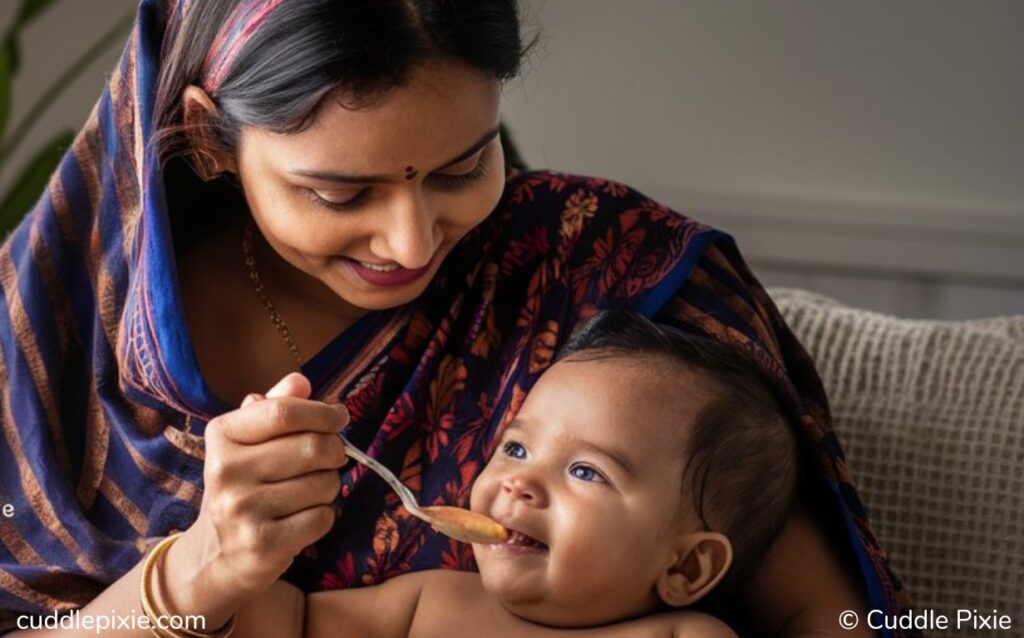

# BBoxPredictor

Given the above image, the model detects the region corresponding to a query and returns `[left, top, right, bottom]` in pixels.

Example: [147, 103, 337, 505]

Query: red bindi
[404, 165, 418, 180]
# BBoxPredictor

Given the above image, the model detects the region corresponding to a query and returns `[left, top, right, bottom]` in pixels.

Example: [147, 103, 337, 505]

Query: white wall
[0, 0, 137, 195]
[505, 0, 1024, 217]
[502, 0, 1024, 319]
[4, 1, 1023, 319]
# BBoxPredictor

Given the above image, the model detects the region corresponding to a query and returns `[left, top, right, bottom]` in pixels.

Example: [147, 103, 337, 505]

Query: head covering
[0, 1, 916, 636]
[199, 0, 285, 94]
[0, 0, 251, 622]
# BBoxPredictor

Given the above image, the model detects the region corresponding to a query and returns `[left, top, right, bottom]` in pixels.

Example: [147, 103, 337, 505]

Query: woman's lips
[344, 256, 433, 287]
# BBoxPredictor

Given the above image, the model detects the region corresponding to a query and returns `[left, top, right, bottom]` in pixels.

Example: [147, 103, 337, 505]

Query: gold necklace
[242, 220, 303, 365]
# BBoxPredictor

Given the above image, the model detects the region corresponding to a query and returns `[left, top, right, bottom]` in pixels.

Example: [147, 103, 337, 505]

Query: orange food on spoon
[421, 506, 509, 544]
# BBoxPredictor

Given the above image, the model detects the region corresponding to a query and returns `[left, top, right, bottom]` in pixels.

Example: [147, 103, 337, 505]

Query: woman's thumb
[240, 392, 265, 408]
[265, 372, 312, 399]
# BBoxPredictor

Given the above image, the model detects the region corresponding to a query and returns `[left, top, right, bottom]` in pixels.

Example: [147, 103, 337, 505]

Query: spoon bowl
[340, 434, 508, 544]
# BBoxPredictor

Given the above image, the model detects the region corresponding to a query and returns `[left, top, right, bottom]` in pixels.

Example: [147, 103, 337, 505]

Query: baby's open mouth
[504, 528, 548, 550]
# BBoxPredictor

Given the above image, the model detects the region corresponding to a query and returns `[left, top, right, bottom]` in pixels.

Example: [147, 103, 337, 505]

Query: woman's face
[233, 57, 505, 316]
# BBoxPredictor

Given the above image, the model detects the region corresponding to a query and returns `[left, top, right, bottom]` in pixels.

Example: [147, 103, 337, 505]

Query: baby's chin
[477, 564, 655, 629]
[493, 596, 642, 629]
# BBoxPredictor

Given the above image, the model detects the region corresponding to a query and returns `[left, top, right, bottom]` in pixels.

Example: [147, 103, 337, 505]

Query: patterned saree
[0, 1, 913, 636]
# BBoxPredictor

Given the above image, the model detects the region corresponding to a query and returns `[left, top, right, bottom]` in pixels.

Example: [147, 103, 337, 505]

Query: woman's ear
[656, 531, 733, 607]
[181, 85, 237, 179]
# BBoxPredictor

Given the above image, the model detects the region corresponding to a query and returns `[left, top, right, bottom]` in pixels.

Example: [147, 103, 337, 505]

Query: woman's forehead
[244, 58, 501, 172]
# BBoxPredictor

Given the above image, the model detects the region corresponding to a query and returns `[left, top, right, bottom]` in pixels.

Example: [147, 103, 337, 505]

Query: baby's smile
[465, 354, 741, 627]
[489, 527, 548, 554]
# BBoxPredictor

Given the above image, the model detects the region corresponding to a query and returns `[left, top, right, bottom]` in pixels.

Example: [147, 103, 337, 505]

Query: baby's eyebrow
[574, 439, 637, 479]
[502, 419, 637, 479]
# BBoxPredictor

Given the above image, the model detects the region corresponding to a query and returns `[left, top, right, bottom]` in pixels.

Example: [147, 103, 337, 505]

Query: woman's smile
[342, 254, 436, 287]
[232, 56, 505, 317]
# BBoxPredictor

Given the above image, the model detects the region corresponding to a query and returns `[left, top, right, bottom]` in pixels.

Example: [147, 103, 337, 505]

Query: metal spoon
[339, 434, 508, 544]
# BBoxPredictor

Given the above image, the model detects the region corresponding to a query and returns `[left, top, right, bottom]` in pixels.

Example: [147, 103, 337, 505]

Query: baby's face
[470, 355, 714, 627]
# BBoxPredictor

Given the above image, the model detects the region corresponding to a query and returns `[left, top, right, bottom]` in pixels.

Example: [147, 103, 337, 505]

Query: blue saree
[0, 1, 914, 636]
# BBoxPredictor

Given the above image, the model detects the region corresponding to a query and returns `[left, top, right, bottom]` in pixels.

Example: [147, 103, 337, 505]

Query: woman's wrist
[156, 528, 249, 630]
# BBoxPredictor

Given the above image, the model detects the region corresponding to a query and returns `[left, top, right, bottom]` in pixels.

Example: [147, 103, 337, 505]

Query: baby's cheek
[569, 520, 641, 574]
[468, 481, 481, 511]
[468, 464, 496, 511]
[557, 523, 610, 570]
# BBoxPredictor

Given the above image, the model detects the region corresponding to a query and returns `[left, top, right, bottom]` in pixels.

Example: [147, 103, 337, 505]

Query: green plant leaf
[15, 0, 58, 28]
[0, 9, 133, 170]
[0, 47, 10, 154]
[3, 0, 58, 74]
[0, 129, 73, 236]
[1, 31, 17, 78]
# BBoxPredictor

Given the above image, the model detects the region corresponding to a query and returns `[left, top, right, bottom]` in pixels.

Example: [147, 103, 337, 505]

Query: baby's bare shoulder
[409, 570, 504, 636]
[407, 574, 738, 638]
[663, 611, 739, 638]
[306, 571, 437, 638]
[556, 611, 737, 638]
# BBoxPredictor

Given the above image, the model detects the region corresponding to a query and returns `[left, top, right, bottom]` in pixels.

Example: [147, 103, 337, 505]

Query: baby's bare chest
[407, 572, 534, 638]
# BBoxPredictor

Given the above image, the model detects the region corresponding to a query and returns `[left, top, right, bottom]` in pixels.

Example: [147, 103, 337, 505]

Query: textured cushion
[770, 288, 1023, 634]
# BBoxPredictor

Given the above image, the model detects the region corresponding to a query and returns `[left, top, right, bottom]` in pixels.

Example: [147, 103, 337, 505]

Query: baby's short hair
[556, 309, 801, 601]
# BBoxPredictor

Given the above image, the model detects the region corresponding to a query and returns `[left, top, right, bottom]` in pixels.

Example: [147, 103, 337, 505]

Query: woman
[0, 1, 911, 636]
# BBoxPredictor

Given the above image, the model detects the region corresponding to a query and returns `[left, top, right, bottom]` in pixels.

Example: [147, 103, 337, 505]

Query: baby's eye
[502, 440, 527, 460]
[569, 464, 606, 483]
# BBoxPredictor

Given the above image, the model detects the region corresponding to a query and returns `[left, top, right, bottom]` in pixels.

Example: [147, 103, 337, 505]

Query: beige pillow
[770, 288, 1023, 636]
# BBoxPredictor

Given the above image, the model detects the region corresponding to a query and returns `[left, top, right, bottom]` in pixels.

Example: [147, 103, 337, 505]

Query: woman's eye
[430, 148, 491, 189]
[304, 188, 370, 211]
[502, 440, 527, 460]
[569, 464, 606, 483]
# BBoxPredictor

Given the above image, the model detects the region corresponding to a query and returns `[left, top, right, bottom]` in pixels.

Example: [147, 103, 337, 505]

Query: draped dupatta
[0, 2, 914, 636]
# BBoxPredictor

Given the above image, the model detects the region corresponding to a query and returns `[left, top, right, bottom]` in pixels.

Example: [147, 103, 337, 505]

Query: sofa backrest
[771, 288, 1023, 637]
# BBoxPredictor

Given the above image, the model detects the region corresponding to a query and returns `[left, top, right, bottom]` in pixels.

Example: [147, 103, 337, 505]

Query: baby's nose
[501, 475, 541, 504]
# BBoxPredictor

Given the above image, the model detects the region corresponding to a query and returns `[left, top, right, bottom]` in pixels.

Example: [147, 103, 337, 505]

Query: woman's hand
[161, 373, 348, 626]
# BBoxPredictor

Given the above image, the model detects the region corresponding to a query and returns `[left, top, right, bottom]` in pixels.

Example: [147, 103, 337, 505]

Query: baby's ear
[656, 532, 733, 607]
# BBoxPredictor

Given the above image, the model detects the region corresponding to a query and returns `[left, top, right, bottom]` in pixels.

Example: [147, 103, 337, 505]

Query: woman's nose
[500, 474, 547, 507]
[372, 192, 438, 269]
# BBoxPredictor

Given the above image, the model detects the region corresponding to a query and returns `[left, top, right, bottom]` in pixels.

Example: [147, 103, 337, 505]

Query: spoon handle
[339, 435, 430, 523]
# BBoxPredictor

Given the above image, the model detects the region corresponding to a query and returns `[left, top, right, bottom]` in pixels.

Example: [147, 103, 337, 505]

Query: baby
[242, 309, 800, 638]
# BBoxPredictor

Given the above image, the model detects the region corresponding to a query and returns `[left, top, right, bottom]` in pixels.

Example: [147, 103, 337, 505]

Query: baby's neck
[413, 570, 664, 636]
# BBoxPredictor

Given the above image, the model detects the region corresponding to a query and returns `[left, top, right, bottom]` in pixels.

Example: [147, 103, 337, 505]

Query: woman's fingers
[240, 392, 265, 408]
[211, 396, 350, 445]
[229, 431, 348, 483]
[270, 505, 338, 556]
[183, 373, 350, 594]
[264, 372, 312, 400]
[253, 469, 342, 519]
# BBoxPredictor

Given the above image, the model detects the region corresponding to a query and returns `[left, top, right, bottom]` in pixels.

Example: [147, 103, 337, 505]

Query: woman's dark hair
[556, 309, 803, 605]
[152, 0, 532, 248]
[154, 0, 529, 160]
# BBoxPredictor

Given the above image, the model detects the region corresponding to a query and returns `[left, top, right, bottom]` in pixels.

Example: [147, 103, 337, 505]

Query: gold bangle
[140, 533, 236, 638]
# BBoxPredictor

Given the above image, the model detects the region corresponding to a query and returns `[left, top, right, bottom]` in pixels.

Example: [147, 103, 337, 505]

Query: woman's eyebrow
[435, 126, 500, 170]
[287, 126, 500, 184]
